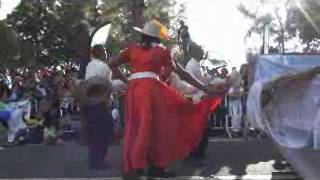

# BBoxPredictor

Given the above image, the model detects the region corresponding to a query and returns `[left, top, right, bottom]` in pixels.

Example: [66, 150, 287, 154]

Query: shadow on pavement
[0, 139, 293, 179]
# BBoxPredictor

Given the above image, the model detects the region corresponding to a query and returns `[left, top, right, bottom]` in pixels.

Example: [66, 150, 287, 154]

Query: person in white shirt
[82, 45, 118, 170]
[85, 45, 111, 81]
[80, 45, 126, 170]
[228, 67, 244, 133]
[85, 45, 126, 92]
[185, 58, 206, 84]
[229, 67, 242, 89]
[183, 44, 210, 102]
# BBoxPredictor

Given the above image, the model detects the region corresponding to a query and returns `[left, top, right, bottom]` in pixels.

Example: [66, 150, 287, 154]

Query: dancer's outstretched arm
[173, 61, 228, 96]
[174, 61, 207, 93]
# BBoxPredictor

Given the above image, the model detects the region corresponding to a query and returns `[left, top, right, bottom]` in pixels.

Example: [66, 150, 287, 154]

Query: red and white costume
[121, 43, 221, 172]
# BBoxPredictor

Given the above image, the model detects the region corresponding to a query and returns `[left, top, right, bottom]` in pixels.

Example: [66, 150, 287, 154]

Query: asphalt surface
[0, 138, 301, 180]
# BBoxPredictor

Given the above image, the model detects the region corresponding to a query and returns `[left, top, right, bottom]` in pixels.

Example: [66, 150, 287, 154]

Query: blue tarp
[255, 55, 320, 82]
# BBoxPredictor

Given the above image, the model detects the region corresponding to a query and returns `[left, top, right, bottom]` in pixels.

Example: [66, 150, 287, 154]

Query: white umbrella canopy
[78, 23, 112, 79]
[75, 23, 113, 98]
[90, 23, 112, 47]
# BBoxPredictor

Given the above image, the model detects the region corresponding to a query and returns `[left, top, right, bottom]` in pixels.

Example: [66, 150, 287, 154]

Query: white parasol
[90, 23, 112, 47]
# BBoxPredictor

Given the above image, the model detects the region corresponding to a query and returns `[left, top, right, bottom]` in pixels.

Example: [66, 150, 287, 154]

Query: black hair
[0, 81, 10, 99]
[141, 34, 161, 47]
[91, 45, 106, 60]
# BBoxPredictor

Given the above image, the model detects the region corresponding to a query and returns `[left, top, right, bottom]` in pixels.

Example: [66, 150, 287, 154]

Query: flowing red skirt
[123, 78, 221, 172]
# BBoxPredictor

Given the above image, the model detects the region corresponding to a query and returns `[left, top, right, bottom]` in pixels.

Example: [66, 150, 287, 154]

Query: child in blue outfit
[80, 82, 114, 170]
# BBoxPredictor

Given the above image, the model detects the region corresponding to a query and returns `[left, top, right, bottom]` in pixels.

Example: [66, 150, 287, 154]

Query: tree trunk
[72, 23, 90, 79]
[262, 27, 266, 54]
[131, 0, 145, 27]
[280, 29, 285, 53]
[281, 37, 285, 53]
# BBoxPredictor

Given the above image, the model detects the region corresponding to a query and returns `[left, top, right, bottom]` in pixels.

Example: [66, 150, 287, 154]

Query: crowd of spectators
[0, 68, 80, 145]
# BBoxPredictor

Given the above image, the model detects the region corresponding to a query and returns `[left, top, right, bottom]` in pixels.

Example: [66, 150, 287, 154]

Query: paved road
[0, 138, 301, 179]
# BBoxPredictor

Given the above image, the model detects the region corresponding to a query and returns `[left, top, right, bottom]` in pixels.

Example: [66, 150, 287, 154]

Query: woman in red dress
[109, 20, 227, 179]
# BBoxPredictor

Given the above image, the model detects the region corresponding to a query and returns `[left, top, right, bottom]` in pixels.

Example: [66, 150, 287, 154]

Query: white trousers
[229, 98, 243, 130]
[7, 109, 27, 143]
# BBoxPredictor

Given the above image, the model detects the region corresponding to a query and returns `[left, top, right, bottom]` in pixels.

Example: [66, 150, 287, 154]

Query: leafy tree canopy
[0, 21, 19, 69]
[2, 0, 189, 71]
[239, 0, 320, 53]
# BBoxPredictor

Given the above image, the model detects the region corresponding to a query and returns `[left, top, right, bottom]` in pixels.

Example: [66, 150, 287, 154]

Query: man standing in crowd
[178, 20, 191, 60]
[185, 45, 206, 82]
[85, 45, 111, 81]
[185, 43, 211, 158]
[228, 67, 244, 134]
[220, 68, 229, 79]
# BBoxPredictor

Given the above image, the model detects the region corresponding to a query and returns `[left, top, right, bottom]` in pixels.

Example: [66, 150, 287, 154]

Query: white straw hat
[133, 20, 168, 39]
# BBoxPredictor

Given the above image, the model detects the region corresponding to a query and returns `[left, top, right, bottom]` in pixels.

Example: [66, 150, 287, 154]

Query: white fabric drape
[247, 55, 320, 149]
[6, 100, 30, 143]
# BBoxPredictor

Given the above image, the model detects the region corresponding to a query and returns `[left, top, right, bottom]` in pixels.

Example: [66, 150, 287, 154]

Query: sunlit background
[0, 0, 290, 69]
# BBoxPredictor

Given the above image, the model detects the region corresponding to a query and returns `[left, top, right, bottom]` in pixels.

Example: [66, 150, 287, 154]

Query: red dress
[121, 43, 221, 172]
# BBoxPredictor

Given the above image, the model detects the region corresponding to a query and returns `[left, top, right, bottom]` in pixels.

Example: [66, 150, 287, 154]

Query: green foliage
[207, 58, 227, 66]
[3, 0, 183, 69]
[0, 21, 19, 68]
[238, 2, 287, 53]
[100, 0, 185, 72]
[7, 1, 59, 66]
[286, 0, 320, 51]
[6, 0, 95, 68]
[239, 0, 320, 53]
[101, 0, 184, 55]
